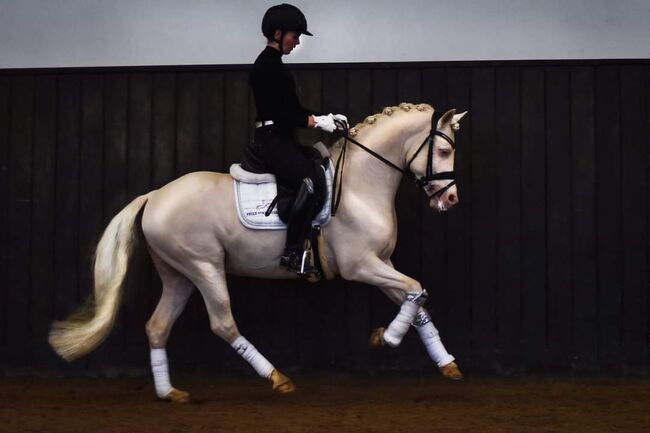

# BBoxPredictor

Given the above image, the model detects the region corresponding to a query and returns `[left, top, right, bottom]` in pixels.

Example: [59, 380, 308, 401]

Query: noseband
[331, 110, 457, 216]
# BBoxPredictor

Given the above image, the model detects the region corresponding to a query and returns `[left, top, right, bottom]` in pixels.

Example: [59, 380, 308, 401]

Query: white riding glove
[332, 113, 349, 130]
[313, 113, 336, 133]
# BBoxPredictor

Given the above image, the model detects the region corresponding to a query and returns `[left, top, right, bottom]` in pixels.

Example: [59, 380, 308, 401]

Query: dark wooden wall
[0, 60, 648, 375]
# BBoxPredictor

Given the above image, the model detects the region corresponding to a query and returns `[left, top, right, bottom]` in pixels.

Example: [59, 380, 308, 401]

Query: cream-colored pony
[49, 103, 467, 402]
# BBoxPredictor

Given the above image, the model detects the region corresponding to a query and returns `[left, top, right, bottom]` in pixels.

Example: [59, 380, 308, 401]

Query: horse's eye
[439, 148, 452, 158]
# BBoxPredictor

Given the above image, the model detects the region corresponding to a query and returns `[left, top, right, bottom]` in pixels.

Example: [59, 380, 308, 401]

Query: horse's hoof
[163, 388, 191, 403]
[440, 362, 463, 380]
[271, 369, 295, 393]
[369, 327, 386, 349]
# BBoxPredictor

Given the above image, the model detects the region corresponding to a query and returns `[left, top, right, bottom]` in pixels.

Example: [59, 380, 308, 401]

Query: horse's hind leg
[146, 250, 195, 403]
[188, 258, 295, 393]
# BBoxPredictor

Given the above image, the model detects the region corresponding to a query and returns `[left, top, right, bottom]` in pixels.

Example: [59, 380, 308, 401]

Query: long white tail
[49, 194, 150, 361]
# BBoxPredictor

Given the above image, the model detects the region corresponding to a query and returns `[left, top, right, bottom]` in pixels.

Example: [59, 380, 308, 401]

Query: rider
[245, 3, 347, 276]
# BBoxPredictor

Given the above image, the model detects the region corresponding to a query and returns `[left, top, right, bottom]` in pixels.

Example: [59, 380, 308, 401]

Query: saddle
[230, 142, 333, 230]
[230, 142, 333, 282]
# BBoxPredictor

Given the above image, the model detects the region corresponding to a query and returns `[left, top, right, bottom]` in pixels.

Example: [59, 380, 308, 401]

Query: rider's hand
[312, 114, 336, 133]
[332, 113, 349, 130]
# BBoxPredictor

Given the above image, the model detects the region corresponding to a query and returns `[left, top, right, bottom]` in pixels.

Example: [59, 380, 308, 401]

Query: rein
[330, 111, 457, 216]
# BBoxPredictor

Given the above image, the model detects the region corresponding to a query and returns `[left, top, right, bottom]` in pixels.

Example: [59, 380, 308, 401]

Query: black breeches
[246, 127, 326, 252]
[248, 127, 325, 198]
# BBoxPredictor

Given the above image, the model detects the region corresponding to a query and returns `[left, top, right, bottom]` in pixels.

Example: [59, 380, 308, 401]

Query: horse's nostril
[448, 194, 458, 204]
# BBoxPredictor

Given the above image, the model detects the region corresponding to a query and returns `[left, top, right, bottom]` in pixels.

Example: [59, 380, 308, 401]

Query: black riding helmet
[262, 4, 313, 54]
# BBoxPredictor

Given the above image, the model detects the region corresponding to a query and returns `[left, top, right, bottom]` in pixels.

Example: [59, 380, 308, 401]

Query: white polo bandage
[383, 291, 428, 348]
[231, 336, 274, 379]
[414, 311, 455, 367]
[150, 348, 173, 398]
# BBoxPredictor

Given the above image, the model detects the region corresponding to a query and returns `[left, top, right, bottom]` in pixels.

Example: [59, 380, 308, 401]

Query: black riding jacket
[250, 46, 314, 131]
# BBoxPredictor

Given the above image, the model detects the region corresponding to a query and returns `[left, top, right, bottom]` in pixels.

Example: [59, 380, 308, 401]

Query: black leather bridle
[331, 110, 457, 216]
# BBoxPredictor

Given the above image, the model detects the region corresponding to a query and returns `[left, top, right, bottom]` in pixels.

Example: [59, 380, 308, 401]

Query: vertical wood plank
[470, 67, 497, 370]
[103, 73, 129, 367]
[620, 65, 647, 372]
[521, 67, 547, 369]
[495, 67, 522, 371]
[176, 72, 200, 176]
[199, 72, 225, 172]
[371, 68, 396, 113]
[445, 67, 472, 362]
[421, 67, 451, 362]
[152, 73, 176, 189]
[30, 75, 57, 367]
[224, 71, 249, 167]
[594, 65, 622, 371]
[0, 76, 9, 356]
[546, 66, 573, 369]
[6, 75, 34, 364]
[571, 66, 598, 371]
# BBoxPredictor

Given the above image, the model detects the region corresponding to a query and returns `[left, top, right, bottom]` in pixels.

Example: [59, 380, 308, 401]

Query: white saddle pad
[232, 162, 334, 230]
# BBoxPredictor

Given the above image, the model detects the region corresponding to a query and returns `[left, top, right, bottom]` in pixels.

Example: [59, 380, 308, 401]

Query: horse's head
[408, 108, 467, 212]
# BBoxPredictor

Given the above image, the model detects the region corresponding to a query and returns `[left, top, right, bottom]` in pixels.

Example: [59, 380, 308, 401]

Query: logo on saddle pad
[231, 162, 333, 230]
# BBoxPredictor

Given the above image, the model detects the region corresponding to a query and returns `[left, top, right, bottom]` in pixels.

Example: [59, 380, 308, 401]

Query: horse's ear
[440, 110, 468, 132]
[438, 109, 456, 128]
[452, 111, 468, 124]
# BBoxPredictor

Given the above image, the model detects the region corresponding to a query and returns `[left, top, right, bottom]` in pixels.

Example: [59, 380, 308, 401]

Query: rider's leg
[254, 130, 326, 274]
[187, 256, 295, 393]
[280, 177, 319, 273]
[146, 250, 195, 402]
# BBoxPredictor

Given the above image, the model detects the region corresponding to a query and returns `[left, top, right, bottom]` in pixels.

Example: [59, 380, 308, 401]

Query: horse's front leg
[376, 264, 462, 380]
[347, 256, 427, 348]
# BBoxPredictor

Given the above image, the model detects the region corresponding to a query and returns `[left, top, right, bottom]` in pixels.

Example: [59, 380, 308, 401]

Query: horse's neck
[330, 114, 428, 211]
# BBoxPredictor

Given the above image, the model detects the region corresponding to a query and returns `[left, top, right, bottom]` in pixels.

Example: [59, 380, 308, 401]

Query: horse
[49, 102, 468, 402]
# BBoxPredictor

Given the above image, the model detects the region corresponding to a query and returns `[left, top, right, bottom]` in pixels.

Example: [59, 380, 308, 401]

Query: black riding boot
[280, 178, 320, 276]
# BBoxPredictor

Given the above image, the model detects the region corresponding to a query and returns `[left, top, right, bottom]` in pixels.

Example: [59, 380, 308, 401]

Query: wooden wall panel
[620, 66, 648, 371]
[0, 76, 9, 359]
[0, 59, 649, 375]
[6, 76, 33, 365]
[520, 67, 547, 368]
[571, 66, 598, 371]
[470, 67, 497, 369]
[595, 66, 622, 371]
[545, 66, 572, 369]
[494, 66, 522, 370]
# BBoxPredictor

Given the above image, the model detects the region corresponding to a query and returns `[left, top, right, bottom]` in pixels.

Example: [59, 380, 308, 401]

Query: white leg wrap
[150, 348, 173, 398]
[383, 291, 428, 348]
[414, 313, 455, 367]
[231, 336, 274, 379]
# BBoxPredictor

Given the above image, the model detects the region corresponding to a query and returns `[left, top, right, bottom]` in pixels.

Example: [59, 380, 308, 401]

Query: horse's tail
[49, 193, 150, 361]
